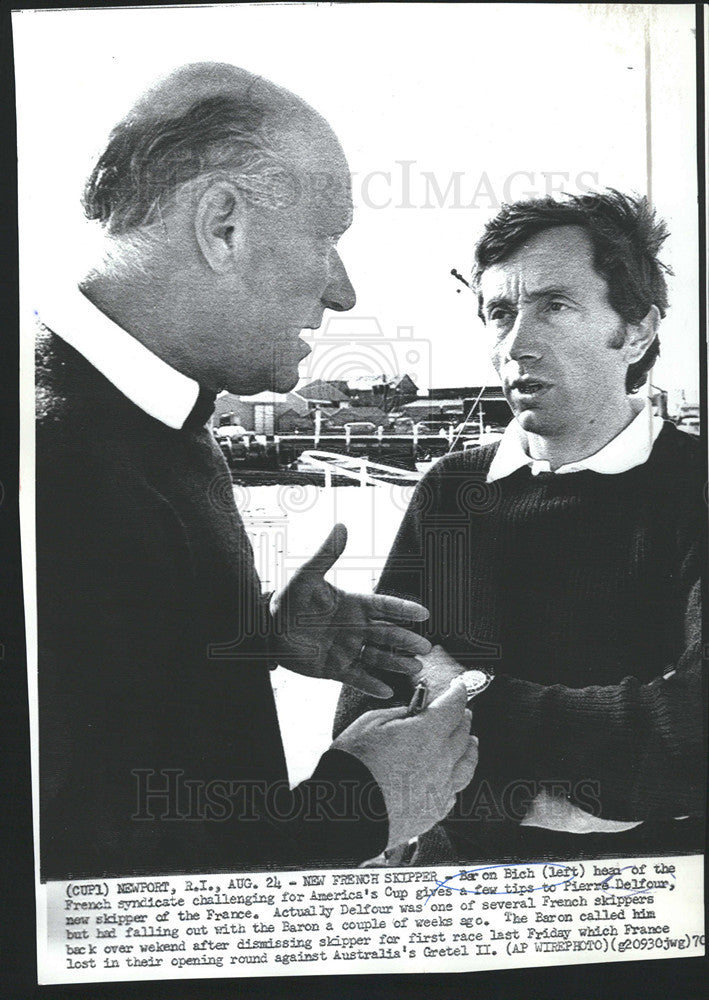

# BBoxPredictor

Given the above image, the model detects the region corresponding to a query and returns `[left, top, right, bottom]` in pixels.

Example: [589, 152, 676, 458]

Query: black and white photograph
[9, 1, 706, 989]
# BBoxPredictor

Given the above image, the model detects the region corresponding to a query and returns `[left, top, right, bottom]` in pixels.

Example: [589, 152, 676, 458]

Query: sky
[13, 3, 700, 403]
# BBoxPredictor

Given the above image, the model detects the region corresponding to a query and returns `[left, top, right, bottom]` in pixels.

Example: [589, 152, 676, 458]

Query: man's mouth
[509, 377, 550, 396]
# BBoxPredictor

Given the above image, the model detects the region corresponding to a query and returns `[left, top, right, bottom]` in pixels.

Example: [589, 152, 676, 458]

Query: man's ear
[622, 304, 661, 364]
[194, 180, 245, 273]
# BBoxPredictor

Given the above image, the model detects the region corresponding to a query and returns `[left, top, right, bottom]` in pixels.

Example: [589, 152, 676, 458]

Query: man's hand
[415, 644, 467, 698]
[333, 679, 478, 849]
[270, 523, 431, 697]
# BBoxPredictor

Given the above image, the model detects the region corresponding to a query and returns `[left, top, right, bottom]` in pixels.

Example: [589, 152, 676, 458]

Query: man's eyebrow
[483, 286, 576, 312]
[524, 285, 577, 300]
[483, 294, 515, 314]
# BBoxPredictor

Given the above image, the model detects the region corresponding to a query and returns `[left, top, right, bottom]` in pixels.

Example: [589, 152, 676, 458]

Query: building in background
[346, 374, 418, 411]
[213, 390, 310, 434]
[296, 380, 351, 412]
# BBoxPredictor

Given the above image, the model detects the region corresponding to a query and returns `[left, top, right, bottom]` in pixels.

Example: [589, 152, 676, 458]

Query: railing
[296, 450, 423, 487]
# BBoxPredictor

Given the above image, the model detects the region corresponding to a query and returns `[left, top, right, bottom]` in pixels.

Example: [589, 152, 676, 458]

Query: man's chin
[222, 368, 299, 397]
[514, 408, 548, 435]
[272, 369, 300, 394]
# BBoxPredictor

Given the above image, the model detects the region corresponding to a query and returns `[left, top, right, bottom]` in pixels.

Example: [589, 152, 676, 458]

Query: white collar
[487, 400, 665, 482]
[36, 283, 200, 430]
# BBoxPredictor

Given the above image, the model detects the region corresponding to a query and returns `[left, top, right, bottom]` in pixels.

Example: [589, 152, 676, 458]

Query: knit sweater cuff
[299, 749, 389, 865]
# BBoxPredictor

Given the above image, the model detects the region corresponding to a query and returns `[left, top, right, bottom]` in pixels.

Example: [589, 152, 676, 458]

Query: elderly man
[35, 63, 477, 878]
[336, 190, 704, 863]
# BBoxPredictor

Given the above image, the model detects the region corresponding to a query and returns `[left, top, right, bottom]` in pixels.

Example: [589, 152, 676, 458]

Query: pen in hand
[407, 681, 429, 716]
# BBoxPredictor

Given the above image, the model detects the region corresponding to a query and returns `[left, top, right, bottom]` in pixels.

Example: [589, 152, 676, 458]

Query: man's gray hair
[83, 94, 296, 235]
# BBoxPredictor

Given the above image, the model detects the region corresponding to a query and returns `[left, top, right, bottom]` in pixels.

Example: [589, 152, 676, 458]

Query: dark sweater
[335, 425, 705, 861]
[36, 327, 387, 879]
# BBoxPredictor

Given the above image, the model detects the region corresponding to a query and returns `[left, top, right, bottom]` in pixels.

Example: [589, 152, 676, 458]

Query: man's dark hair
[472, 190, 672, 393]
[83, 95, 286, 234]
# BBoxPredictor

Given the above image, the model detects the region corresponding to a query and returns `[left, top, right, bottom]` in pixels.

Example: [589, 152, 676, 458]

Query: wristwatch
[459, 669, 494, 700]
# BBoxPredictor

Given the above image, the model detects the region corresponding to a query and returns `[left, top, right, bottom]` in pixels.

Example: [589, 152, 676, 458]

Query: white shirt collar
[487, 400, 664, 482]
[36, 283, 200, 430]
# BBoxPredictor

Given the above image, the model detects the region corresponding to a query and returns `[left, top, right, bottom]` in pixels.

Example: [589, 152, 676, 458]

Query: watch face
[460, 669, 492, 699]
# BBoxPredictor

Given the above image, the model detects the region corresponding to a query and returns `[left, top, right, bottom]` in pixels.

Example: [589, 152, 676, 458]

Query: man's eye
[489, 309, 512, 323]
[548, 301, 568, 313]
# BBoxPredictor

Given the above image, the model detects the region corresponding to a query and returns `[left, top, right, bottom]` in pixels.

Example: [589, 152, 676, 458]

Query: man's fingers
[340, 667, 394, 700]
[366, 594, 431, 623]
[425, 677, 469, 730]
[364, 624, 432, 656]
[451, 737, 479, 791]
[360, 704, 412, 724]
[444, 713, 473, 763]
[357, 677, 469, 724]
[299, 523, 348, 576]
[360, 645, 424, 678]
[449, 710, 473, 747]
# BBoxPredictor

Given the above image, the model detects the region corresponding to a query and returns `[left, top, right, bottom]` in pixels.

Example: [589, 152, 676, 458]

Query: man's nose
[322, 252, 356, 312]
[503, 309, 541, 363]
